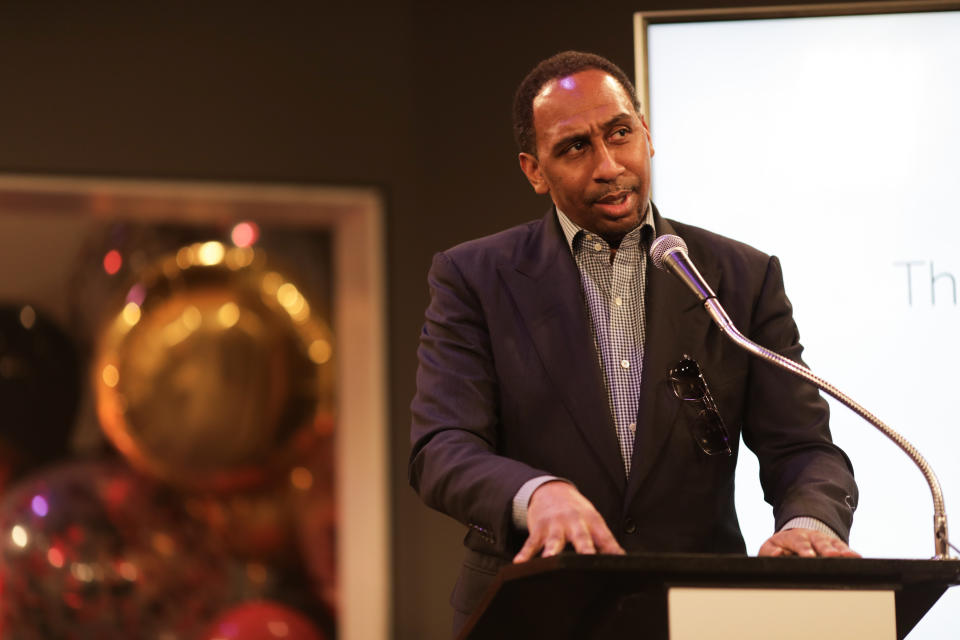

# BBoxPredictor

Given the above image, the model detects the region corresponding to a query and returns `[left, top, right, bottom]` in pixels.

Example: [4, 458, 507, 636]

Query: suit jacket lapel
[626, 210, 723, 499]
[498, 210, 626, 492]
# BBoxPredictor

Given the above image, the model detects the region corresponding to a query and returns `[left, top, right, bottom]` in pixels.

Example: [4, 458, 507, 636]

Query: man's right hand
[513, 480, 625, 563]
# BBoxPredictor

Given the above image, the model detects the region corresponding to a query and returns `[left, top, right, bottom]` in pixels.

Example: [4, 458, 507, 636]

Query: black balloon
[0, 304, 80, 480]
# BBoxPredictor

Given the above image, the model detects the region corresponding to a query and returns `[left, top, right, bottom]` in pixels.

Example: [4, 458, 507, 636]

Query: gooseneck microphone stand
[650, 234, 953, 560]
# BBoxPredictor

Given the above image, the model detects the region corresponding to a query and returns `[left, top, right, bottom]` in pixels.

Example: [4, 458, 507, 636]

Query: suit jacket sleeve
[408, 250, 545, 555]
[739, 254, 858, 540]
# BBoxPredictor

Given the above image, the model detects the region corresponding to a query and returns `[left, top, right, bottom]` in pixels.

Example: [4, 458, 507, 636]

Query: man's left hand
[758, 528, 860, 558]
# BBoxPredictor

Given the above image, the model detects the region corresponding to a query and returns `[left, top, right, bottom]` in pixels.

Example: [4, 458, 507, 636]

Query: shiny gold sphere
[93, 242, 334, 491]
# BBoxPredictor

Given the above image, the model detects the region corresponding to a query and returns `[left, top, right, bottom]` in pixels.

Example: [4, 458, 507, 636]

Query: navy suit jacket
[409, 206, 857, 617]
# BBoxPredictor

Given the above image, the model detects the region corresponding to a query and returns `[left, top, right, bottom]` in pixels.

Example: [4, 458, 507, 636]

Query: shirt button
[624, 517, 637, 534]
[593, 242, 602, 251]
[615, 297, 622, 306]
[628, 422, 636, 433]
[620, 359, 630, 369]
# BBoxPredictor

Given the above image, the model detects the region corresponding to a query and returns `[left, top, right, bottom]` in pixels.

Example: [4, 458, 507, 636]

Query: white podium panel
[669, 587, 895, 640]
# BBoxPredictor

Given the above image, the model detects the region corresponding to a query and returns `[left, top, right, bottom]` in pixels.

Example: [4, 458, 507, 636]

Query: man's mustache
[590, 184, 638, 204]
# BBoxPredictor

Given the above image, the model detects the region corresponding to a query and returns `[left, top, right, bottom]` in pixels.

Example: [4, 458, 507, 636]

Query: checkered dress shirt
[556, 206, 654, 477]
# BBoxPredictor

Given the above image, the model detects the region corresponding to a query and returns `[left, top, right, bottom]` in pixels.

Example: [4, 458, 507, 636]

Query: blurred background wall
[0, 1, 880, 637]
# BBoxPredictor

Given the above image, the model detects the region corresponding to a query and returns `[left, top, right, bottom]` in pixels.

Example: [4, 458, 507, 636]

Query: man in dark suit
[409, 51, 859, 632]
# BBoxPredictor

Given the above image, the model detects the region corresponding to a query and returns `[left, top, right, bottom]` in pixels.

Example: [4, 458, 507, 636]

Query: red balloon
[203, 601, 327, 640]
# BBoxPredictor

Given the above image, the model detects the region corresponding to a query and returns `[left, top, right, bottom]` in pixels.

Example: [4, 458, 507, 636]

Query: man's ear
[639, 113, 655, 158]
[518, 152, 550, 195]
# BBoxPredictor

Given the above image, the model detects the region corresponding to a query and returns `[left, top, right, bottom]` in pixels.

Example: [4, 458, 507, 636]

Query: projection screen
[636, 3, 960, 636]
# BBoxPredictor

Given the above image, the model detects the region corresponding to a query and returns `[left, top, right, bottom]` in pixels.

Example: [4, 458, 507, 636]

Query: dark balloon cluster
[0, 462, 232, 638]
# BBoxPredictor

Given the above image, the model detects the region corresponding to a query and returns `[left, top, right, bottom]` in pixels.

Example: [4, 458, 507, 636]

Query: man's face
[519, 69, 654, 245]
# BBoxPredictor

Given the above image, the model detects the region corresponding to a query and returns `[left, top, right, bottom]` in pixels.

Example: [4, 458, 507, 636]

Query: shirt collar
[555, 202, 655, 255]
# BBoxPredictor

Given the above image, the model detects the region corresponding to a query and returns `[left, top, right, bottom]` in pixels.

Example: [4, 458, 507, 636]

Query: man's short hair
[512, 50, 642, 156]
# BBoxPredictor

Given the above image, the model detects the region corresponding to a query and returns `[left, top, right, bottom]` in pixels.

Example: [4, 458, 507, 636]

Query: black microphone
[649, 234, 716, 302]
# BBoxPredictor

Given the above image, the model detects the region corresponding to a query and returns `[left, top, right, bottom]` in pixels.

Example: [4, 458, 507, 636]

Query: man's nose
[593, 144, 625, 182]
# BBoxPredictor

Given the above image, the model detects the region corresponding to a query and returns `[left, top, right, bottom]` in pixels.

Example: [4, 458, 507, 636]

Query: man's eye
[612, 127, 630, 139]
[561, 141, 587, 156]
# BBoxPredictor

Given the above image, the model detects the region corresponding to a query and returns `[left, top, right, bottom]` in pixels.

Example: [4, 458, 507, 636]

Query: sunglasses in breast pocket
[668, 355, 732, 456]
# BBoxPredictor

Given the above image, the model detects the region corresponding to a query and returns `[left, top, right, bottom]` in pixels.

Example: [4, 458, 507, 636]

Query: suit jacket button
[624, 518, 637, 534]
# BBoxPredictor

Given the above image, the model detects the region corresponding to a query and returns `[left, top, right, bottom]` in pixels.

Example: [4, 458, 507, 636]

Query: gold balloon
[93, 242, 335, 491]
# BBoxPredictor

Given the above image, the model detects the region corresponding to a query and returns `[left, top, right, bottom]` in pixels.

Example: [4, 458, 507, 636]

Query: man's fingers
[790, 536, 817, 557]
[589, 520, 626, 555]
[758, 528, 860, 559]
[541, 532, 567, 557]
[758, 539, 787, 557]
[513, 531, 543, 563]
[566, 527, 597, 555]
[810, 533, 861, 558]
[758, 530, 812, 557]
[514, 523, 569, 563]
[596, 537, 626, 555]
[514, 482, 628, 563]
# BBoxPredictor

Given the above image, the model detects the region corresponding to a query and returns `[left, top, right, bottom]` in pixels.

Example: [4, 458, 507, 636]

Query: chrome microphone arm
[702, 297, 951, 560]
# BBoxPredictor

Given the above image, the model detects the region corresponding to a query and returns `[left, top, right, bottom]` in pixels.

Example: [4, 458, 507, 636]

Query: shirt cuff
[779, 516, 840, 539]
[512, 476, 566, 530]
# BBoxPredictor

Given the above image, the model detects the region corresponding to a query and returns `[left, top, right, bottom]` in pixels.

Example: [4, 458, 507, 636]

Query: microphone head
[649, 234, 688, 271]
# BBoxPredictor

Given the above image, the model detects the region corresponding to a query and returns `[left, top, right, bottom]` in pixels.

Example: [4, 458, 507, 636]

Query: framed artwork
[0, 174, 388, 640]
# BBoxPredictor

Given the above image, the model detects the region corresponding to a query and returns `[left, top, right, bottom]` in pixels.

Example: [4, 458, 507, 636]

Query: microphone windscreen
[649, 234, 688, 271]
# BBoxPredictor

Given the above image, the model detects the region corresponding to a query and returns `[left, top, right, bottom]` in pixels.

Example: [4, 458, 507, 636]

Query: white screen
[645, 10, 960, 638]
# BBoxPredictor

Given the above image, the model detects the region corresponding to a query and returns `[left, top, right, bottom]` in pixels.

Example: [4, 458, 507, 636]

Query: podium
[457, 553, 960, 639]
